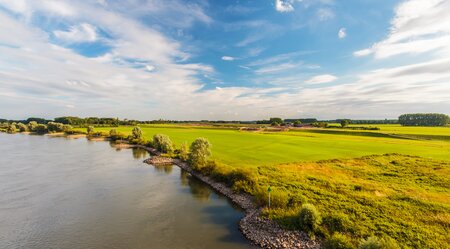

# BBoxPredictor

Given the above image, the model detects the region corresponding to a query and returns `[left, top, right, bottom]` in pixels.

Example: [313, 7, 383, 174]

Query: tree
[152, 134, 174, 153]
[35, 124, 48, 133]
[7, 124, 17, 133]
[271, 121, 280, 127]
[28, 121, 38, 132]
[17, 122, 28, 132]
[179, 142, 189, 161]
[47, 122, 64, 133]
[269, 117, 283, 124]
[87, 126, 94, 135]
[340, 120, 349, 128]
[399, 113, 449, 126]
[189, 137, 212, 170]
[132, 126, 143, 140]
[62, 124, 73, 133]
[109, 128, 118, 138]
[293, 120, 302, 127]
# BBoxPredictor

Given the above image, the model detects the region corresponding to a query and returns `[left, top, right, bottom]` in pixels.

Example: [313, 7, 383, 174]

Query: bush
[189, 137, 211, 170]
[228, 168, 257, 193]
[62, 124, 73, 133]
[109, 129, 118, 140]
[35, 124, 48, 133]
[7, 124, 17, 133]
[255, 187, 289, 208]
[47, 122, 64, 133]
[17, 123, 28, 132]
[325, 233, 355, 249]
[323, 213, 351, 233]
[341, 120, 350, 128]
[178, 142, 189, 161]
[298, 203, 321, 232]
[132, 126, 143, 140]
[287, 194, 308, 208]
[359, 236, 399, 249]
[153, 134, 174, 153]
[87, 126, 94, 135]
[28, 121, 38, 132]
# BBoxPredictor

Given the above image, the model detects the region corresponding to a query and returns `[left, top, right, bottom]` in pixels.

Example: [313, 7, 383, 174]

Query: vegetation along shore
[1, 113, 449, 248]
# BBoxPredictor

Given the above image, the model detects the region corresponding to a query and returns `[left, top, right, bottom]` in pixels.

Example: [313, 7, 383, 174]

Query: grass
[260, 154, 450, 248]
[75, 124, 450, 248]
[76, 124, 450, 167]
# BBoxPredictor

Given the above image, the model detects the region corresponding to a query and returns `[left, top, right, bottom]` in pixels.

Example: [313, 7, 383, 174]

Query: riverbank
[125, 143, 321, 249]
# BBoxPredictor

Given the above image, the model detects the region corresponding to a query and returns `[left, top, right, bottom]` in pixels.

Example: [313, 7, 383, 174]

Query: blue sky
[0, 0, 449, 120]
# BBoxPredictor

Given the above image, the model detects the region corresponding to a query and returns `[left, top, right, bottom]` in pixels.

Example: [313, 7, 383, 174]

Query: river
[0, 133, 254, 249]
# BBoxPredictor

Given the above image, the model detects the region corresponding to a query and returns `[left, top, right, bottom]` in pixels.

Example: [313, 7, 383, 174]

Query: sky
[0, 0, 449, 120]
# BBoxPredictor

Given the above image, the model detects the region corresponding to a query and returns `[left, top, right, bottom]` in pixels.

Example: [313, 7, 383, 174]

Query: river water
[0, 133, 253, 249]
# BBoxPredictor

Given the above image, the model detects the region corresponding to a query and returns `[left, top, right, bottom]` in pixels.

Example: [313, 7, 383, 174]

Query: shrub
[132, 126, 143, 140]
[323, 213, 351, 233]
[178, 142, 189, 161]
[87, 126, 94, 135]
[228, 168, 257, 193]
[7, 124, 17, 133]
[47, 122, 64, 133]
[255, 187, 289, 208]
[28, 121, 38, 132]
[287, 194, 308, 208]
[298, 203, 321, 232]
[359, 236, 400, 249]
[341, 120, 350, 128]
[35, 124, 48, 133]
[189, 137, 211, 170]
[153, 134, 174, 153]
[325, 233, 355, 249]
[17, 123, 28, 132]
[62, 124, 73, 133]
[109, 129, 118, 140]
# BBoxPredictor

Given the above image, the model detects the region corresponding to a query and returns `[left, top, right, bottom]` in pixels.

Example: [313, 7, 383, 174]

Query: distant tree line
[398, 113, 449, 126]
[325, 119, 398, 124]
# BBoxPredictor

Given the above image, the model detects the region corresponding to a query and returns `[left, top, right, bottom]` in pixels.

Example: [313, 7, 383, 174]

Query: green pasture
[77, 124, 450, 167]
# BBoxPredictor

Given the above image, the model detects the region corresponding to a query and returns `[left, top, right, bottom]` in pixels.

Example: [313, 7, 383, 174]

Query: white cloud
[305, 74, 337, 84]
[317, 8, 334, 21]
[275, 0, 294, 13]
[221, 56, 236, 61]
[145, 65, 156, 72]
[54, 23, 98, 43]
[0, 0, 449, 120]
[354, 0, 450, 59]
[338, 28, 346, 39]
[353, 49, 372, 57]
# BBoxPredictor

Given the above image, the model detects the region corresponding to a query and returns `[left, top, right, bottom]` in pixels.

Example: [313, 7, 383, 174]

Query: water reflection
[131, 148, 148, 159]
[153, 164, 173, 174]
[181, 170, 212, 202]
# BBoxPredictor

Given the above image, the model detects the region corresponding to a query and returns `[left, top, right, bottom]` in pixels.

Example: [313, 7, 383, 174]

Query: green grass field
[77, 124, 450, 167]
[76, 124, 450, 248]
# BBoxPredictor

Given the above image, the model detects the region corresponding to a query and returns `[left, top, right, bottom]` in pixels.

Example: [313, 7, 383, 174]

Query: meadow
[77, 124, 450, 167]
[75, 124, 450, 248]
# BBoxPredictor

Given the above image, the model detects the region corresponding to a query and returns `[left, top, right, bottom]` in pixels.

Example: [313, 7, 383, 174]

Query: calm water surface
[0, 133, 253, 249]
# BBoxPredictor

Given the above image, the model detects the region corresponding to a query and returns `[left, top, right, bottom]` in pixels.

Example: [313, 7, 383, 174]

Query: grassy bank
[257, 154, 450, 248]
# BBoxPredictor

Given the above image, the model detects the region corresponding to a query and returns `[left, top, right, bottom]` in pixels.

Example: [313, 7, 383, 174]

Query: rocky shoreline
[133, 143, 321, 249]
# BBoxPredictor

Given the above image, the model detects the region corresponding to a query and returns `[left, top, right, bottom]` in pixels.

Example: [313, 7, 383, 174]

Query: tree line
[398, 113, 449, 126]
